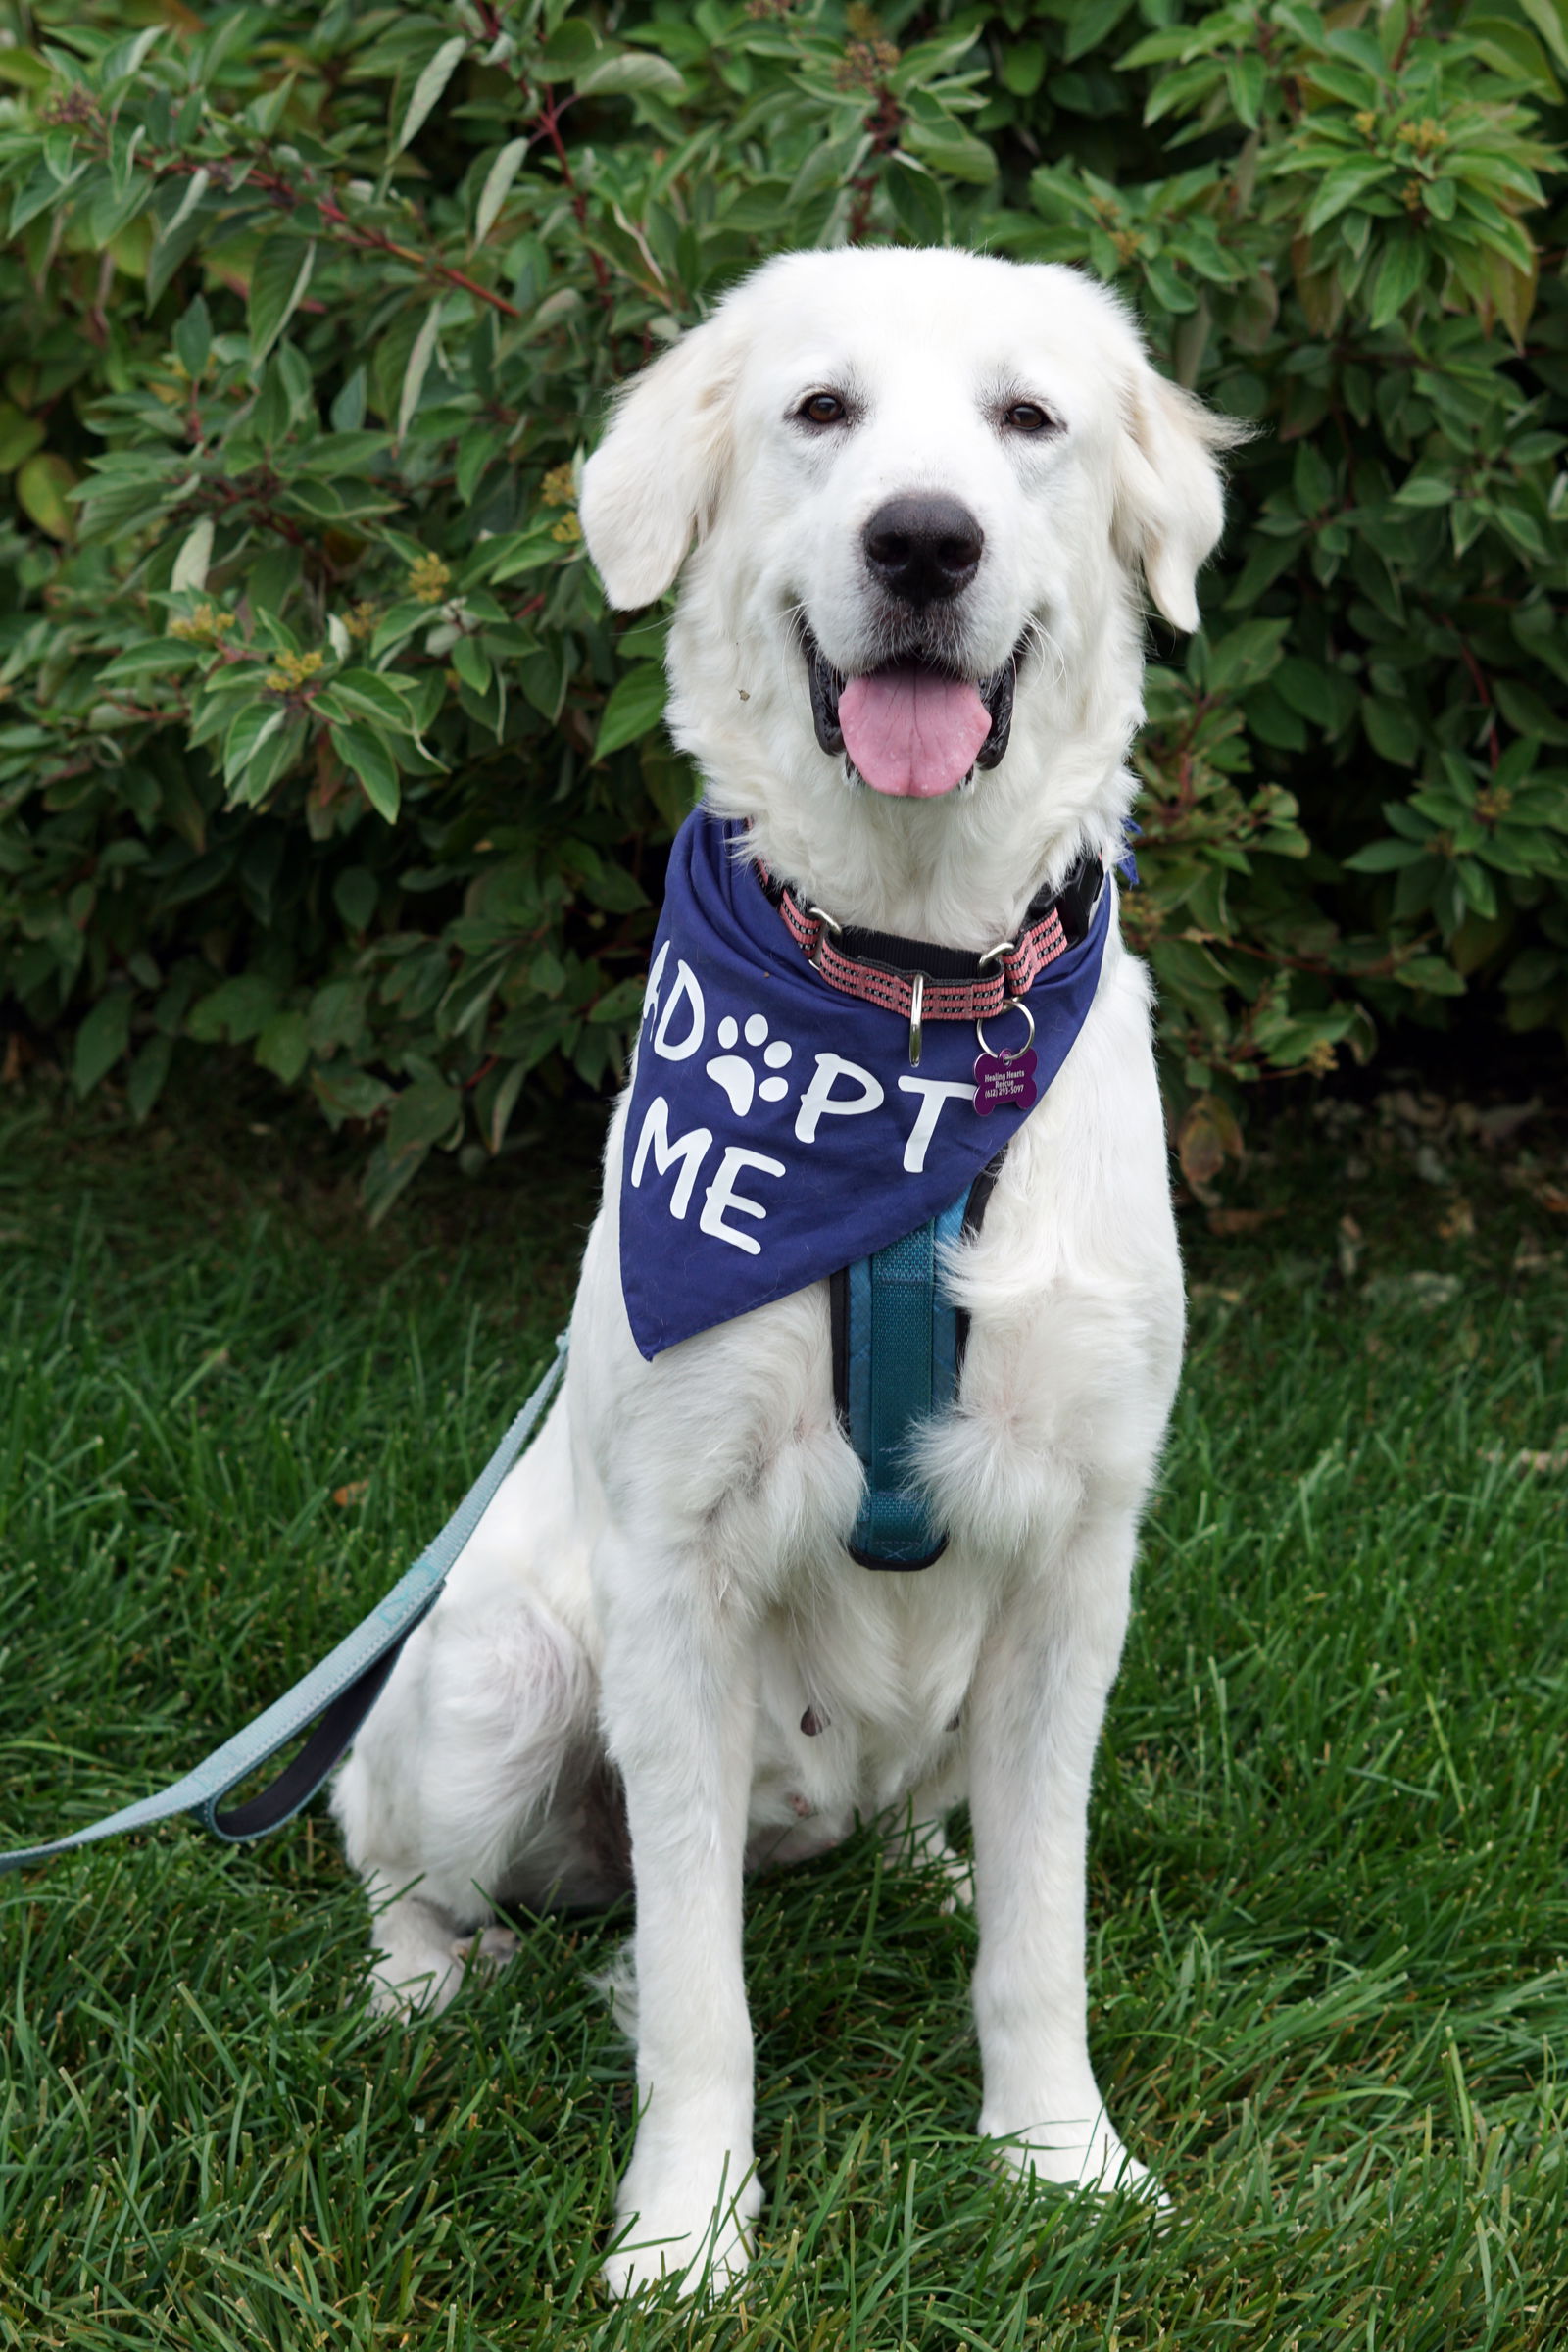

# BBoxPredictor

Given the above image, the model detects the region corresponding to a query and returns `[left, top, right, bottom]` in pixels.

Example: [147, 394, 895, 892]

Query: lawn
[2, 1077, 1566, 2351]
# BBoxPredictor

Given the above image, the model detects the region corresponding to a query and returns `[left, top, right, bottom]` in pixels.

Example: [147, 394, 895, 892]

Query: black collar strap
[755, 848, 1106, 1040]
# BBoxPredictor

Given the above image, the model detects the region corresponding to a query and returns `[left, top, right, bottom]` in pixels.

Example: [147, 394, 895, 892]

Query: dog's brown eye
[1004, 401, 1054, 434]
[799, 393, 846, 426]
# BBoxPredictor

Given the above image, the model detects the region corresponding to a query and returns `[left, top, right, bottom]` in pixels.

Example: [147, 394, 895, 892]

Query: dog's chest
[745, 1551, 994, 1844]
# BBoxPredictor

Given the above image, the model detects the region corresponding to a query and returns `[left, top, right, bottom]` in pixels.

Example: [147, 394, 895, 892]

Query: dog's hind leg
[881, 1753, 974, 1910]
[355, 1886, 519, 2018]
[333, 1381, 611, 2014]
[333, 1570, 600, 2017]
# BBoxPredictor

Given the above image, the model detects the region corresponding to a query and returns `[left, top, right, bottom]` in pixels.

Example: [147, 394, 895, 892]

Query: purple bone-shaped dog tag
[973, 1047, 1039, 1115]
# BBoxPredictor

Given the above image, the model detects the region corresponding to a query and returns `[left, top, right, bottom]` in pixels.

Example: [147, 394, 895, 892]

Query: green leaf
[100, 24, 166, 89]
[254, 1009, 310, 1084]
[223, 702, 286, 783]
[902, 119, 998, 184]
[398, 300, 443, 445]
[0, 402, 46, 473]
[171, 515, 214, 593]
[125, 1032, 173, 1122]
[1000, 40, 1045, 95]
[456, 426, 503, 505]
[1224, 52, 1265, 129]
[231, 714, 306, 805]
[186, 973, 280, 1043]
[333, 866, 379, 932]
[1300, 56, 1381, 108]
[73, 990, 132, 1097]
[395, 35, 467, 154]
[1517, 0, 1568, 73]
[1491, 504, 1548, 562]
[1302, 159, 1395, 237]
[475, 136, 529, 242]
[582, 861, 648, 914]
[387, 1076, 462, 1159]
[330, 669, 415, 730]
[538, 19, 600, 79]
[481, 530, 563, 583]
[1395, 954, 1466, 995]
[1199, 619, 1288, 695]
[16, 453, 76, 540]
[1504, 948, 1560, 993]
[144, 204, 205, 309]
[1361, 698, 1422, 767]
[369, 602, 431, 660]
[249, 237, 316, 369]
[1143, 58, 1226, 127]
[595, 662, 668, 760]
[162, 168, 211, 243]
[1273, 658, 1339, 728]
[331, 367, 368, 432]
[1494, 677, 1568, 746]
[1344, 837, 1430, 872]
[483, 1058, 529, 1154]
[1062, 0, 1134, 65]
[1393, 472, 1451, 508]
[312, 1065, 393, 1127]
[1367, 235, 1427, 330]
[97, 641, 201, 685]
[10, 159, 66, 237]
[172, 294, 212, 381]
[451, 635, 491, 696]
[336, 720, 402, 821]
[575, 50, 687, 99]
[1119, 28, 1197, 70]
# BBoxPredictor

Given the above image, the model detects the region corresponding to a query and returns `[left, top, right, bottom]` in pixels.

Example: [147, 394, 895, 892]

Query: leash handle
[0, 1334, 569, 1877]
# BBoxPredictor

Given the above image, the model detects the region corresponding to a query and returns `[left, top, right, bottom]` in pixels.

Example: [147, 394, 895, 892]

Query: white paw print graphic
[705, 1012, 794, 1115]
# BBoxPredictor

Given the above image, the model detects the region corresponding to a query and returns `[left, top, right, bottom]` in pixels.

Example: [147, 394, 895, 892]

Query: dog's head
[581, 249, 1239, 912]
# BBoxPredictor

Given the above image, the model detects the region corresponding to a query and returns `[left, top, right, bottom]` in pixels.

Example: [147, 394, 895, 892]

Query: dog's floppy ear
[579, 313, 743, 609]
[1112, 360, 1244, 632]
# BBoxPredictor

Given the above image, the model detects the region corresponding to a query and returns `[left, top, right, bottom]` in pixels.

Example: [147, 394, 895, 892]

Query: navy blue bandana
[620, 810, 1113, 1359]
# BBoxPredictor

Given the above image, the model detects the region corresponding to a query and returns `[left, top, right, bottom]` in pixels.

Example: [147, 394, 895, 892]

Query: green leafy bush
[0, 0, 1562, 1206]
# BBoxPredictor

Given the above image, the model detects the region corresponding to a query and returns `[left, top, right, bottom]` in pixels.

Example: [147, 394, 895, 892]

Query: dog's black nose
[862, 495, 984, 606]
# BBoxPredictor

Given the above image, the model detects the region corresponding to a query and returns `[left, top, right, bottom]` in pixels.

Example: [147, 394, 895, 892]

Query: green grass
[2, 1080, 1567, 2351]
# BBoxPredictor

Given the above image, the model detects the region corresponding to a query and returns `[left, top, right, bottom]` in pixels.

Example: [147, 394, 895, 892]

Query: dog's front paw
[603, 2149, 761, 2301]
[983, 2106, 1166, 2208]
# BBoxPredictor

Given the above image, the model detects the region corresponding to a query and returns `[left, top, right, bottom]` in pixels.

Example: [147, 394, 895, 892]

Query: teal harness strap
[833, 1169, 998, 1570]
[0, 1334, 568, 1877]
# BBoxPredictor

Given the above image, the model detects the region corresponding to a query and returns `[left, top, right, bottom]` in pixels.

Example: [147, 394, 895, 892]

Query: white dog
[332, 246, 1236, 2297]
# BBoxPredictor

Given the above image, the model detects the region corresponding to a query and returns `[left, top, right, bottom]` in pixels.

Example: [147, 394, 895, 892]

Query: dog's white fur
[333, 248, 1235, 2298]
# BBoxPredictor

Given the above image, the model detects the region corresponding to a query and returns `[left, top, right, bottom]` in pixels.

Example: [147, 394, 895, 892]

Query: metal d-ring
[807, 903, 843, 968]
[975, 996, 1036, 1062]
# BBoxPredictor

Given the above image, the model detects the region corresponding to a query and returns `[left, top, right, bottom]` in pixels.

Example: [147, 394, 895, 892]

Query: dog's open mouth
[805, 632, 1019, 799]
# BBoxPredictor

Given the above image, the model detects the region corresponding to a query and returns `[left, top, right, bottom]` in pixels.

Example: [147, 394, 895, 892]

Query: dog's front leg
[968, 1512, 1158, 2200]
[596, 1535, 760, 2299]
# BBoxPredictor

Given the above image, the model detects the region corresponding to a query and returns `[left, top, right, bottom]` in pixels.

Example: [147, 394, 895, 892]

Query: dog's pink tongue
[839, 667, 992, 798]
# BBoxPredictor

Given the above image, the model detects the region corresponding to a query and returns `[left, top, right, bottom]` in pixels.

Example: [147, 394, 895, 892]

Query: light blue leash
[0, 1333, 568, 1877]
[1, 1174, 993, 1876]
